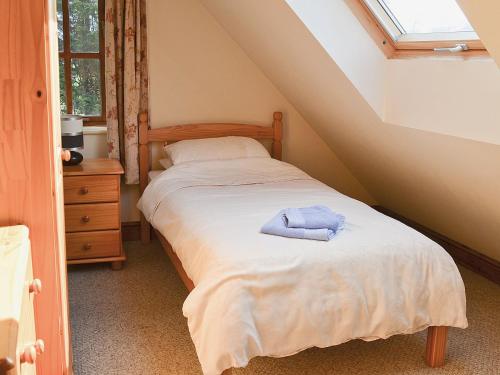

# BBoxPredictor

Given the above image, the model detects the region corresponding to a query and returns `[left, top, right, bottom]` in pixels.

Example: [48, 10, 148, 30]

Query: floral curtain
[105, 0, 148, 184]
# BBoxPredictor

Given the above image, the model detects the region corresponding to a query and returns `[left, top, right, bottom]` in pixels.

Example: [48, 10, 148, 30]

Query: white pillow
[164, 136, 270, 165]
[158, 158, 172, 169]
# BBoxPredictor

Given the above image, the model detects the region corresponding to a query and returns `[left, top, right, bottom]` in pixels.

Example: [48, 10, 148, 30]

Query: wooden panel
[344, 0, 395, 58]
[138, 111, 283, 244]
[0, 227, 37, 375]
[63, 159, 125, 269]
[66, 230, 121, 260]
[64, 175, 119, 204]
[346, 0, 487, 59]
[148, 123, 275, 142]
[155, 230, 195, 291]
[396, 39, 485, 50]
[392, 49, 489, 60]
[0, 0, 71, 373]
[66, 255, 125, 266]
[63, 158, 124, 177]
[17, 251, 37, 375]
[138, 113, 151, 244]
[65, 203, 119, 232]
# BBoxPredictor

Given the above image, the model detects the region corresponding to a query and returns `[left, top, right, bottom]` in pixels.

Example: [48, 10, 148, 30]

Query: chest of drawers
[0, 225, 43, 375]
[63, 159, 125, 270]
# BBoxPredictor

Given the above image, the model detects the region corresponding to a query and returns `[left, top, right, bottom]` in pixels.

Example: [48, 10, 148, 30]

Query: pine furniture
[137, 111, 449, 374]
[0, 226, 44, 375]
[0, 1, 72, 372]
[63, 159, 125, 270]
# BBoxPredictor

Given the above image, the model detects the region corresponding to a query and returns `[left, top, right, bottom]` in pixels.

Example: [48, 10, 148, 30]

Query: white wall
[85, 0, 376, 222]
[285, 0, 386, 118]
[386, 59, 500, 145]
[81, 129, 107, 159]
[457, 0, 500, 67]
[147, 0, 374, 205]
[284, 0, 500, 146]
[201, 0, 500, 261]
[85, 0, 500, 264]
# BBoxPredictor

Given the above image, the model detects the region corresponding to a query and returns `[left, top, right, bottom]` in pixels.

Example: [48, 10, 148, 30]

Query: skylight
[380, 0, 474, 35]
[361, 0, 483, 51]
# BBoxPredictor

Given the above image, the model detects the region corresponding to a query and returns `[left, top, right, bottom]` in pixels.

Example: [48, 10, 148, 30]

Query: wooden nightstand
[63, 159, 125, 270]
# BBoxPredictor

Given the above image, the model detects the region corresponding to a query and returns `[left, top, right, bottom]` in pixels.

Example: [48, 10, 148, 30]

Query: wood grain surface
[0, 0, 71, 373]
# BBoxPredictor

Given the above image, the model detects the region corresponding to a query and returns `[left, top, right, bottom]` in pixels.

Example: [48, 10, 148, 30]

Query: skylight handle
[433, 44, 468, 53]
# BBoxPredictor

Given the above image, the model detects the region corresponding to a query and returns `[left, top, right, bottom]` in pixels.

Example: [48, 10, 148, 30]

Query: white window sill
[83, 126, 107, 135]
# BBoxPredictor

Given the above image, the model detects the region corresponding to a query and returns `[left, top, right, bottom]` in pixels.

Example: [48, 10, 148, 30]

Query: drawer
[64, 175, 119, 204]
[65, 203, 119, 232]
[66, 231, 121, 260]
[16, 251, 37, 375]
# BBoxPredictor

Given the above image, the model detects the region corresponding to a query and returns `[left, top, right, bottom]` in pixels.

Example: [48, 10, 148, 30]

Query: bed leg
[426, 326, 448, 367]
[140, 214, 151, 244]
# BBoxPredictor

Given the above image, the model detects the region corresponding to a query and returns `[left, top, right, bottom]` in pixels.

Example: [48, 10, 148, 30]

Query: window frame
[59, 0, 106, 125]
[349, 0, 488, 59]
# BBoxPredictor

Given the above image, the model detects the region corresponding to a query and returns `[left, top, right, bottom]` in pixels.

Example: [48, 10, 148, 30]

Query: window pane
[59, 59, 67, 114]
[69, 0, 100, 52]
[71, 59, 101, 116]
[57, 0, 64, 52]
[379, 0, 474, 34]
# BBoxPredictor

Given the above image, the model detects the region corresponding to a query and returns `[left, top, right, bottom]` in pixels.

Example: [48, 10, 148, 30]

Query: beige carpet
[68, 240, 500, 375]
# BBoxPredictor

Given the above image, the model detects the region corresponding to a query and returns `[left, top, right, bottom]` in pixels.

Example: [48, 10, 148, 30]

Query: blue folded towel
[261, 206, 345, 241]
[284, 205, 344, 230]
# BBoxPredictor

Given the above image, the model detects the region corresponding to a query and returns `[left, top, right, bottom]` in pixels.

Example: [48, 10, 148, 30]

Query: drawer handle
[61, 150, 71, 162]
[0, 357, 15, 372]
[81, 215, 90, 223]
[29, 279, 42, 295]
[19, 340, 44, 365]
[83, 243, 92, 251]
[20, 345, 36, 364]
[35, 339, 45, 355]
[79, 186, 89, 195]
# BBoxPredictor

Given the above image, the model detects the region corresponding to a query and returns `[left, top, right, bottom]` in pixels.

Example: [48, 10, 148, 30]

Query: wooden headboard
[137, 111, 283, 242]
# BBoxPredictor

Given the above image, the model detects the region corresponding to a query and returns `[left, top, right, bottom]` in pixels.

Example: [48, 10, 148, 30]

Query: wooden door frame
[0, 0, 71, 373]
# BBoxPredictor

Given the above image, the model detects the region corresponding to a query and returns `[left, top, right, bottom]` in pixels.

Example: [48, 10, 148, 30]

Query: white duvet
[138, 158, 467, 375]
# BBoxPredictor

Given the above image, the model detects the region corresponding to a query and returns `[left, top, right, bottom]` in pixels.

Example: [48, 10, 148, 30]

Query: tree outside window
[57, 0, 105, 125]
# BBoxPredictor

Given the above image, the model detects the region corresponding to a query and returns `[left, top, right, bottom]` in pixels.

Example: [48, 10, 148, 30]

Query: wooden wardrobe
[0, 0, 72, 374]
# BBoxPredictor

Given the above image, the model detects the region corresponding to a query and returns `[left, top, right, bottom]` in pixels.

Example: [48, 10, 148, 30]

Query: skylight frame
[355, 0, 487, 57]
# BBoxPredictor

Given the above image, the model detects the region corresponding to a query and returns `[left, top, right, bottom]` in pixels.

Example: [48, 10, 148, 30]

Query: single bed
[137, 112, 467, 375]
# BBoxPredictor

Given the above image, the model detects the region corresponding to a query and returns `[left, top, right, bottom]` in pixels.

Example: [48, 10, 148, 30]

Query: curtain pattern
[105, 0, 148, 184]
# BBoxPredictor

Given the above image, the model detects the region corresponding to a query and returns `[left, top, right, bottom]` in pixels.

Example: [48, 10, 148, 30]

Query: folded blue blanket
[261, 206, 345, 241]
[284, 205, 344, 230]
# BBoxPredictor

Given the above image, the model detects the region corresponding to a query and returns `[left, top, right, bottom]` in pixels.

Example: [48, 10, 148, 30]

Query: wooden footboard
[426, 326, 448, 367]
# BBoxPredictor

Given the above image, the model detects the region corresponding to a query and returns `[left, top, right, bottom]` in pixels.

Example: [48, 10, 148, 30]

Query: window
[354, 0, 486, 57]
[57, 0, 105, 125]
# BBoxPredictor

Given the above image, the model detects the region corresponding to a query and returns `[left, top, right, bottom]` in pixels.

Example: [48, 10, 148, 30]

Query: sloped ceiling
[457, 0, 500, 67]
[286, 0, 500, 146]
[200, 0, 500, 261]
[146, 0, 375, 204]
